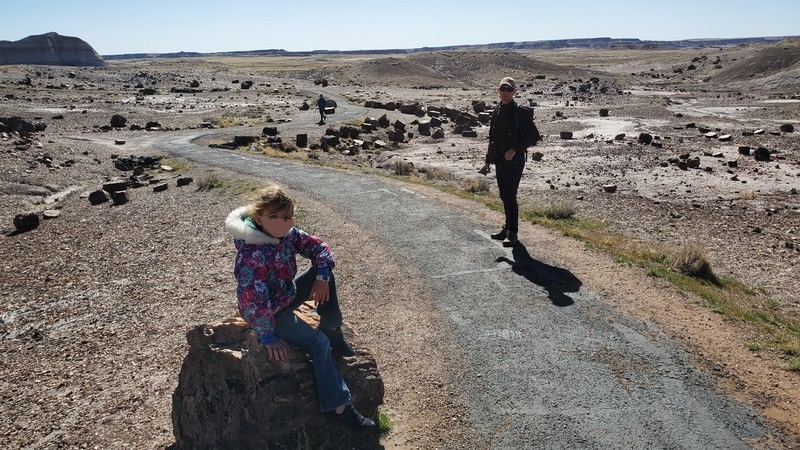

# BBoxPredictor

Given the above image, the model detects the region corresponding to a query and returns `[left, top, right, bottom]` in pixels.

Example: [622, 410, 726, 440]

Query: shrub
[196, 174, 224, 191]
[377, 410, 392, 434]
[543, 201, 576, 220]
[389, 159, 415, 176]
[670, 243, 718, 282]
[424, 166, 454, 181]
[463, 177, 491, 194]
[282, 141, 298, 153]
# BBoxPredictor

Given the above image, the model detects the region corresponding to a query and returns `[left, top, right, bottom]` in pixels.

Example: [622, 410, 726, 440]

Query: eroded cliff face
[0, 32, 105, 66]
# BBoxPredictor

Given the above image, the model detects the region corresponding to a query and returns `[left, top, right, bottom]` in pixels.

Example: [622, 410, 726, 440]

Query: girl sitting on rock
[225, 184, 374, 434]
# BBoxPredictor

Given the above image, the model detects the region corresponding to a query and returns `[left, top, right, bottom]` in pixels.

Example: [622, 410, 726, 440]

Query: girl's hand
[310, 279, 330, 306]
[264, 338, 288, 360]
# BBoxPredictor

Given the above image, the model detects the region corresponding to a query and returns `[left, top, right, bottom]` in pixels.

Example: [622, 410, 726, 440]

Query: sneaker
[502, 232, 518, 247]
[328, 403, 376, 435]
[321, 327, 356, 357]
[490, 227, 508, 240]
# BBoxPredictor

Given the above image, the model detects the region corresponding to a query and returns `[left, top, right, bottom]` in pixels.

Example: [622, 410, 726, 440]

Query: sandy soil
[1, 41, 799, 448]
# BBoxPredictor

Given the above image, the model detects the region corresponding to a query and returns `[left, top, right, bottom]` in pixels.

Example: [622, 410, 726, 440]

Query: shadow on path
[496, 243, 582, 307]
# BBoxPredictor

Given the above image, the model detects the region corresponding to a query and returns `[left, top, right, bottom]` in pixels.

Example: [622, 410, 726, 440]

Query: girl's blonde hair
[246, 185, 296, 218]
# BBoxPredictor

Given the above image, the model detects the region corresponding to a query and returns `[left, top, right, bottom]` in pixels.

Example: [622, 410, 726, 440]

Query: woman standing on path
[479, 77, 540, 247]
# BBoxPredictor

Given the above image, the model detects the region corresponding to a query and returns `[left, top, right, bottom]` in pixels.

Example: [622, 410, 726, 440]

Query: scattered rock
[88, 189, 111, 205]
[753, 147, 771, 161]
[111, 190, 130, 205]
[13, 212, 39, 232]
[110, 114, 127, 128]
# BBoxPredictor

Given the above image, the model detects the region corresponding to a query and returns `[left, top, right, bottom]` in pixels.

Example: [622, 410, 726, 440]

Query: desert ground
[1, 41, 799, 449]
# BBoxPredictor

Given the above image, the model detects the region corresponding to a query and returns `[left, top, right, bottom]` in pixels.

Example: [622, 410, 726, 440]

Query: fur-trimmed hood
[224, 206, 281, 245]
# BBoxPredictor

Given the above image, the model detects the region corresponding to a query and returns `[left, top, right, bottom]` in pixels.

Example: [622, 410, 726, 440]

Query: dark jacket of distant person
[485, 101, 540, 165]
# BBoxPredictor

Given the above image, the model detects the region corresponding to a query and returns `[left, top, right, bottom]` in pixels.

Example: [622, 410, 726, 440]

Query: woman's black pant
[495, 159, 525, 234]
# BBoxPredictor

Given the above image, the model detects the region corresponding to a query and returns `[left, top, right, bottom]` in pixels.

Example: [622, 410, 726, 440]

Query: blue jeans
[496, 159, 525, 233]
[273, 268, 350, 412]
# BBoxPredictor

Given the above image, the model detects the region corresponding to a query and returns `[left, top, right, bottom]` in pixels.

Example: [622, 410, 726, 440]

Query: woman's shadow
[496, 243, 581, 307]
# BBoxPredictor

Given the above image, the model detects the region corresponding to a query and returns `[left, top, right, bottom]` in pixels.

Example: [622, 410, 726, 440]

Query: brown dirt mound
[714, 42, 800, 82]
[324, 50, 597, 88]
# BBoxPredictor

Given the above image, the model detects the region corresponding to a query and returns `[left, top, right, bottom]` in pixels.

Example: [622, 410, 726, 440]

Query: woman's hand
[310, 279, 330, 306]
[263, 338, 288, 360]
[504, 148, 517, 160]
[478, 163, 490, 175]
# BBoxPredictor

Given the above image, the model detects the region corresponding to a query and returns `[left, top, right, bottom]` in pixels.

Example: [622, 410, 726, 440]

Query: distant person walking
[317, 94, 327, 124]
[478, 77, 540, 247]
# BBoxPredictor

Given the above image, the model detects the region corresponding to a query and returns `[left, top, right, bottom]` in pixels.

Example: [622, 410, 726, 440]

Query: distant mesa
[0, 32, 105, 66]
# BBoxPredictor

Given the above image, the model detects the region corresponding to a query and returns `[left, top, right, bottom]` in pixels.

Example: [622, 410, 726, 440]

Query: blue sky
[2, 0, 798, 55]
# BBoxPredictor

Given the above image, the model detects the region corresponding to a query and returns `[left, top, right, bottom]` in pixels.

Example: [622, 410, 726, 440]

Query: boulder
[88, 189, 111, 205]
[418, 120, 431, 136]
[13, 212, 39, 232]
[110, 114, 127, 128]
[637, 133, 653, 145]
[753, 147, 771, 162]
[111, 190, 130, 205]
[171, 313, 383, 449]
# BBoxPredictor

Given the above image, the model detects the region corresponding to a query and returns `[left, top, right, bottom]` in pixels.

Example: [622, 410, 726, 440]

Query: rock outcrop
[0, 32, 105, 66]
[171, 308, 384, 449]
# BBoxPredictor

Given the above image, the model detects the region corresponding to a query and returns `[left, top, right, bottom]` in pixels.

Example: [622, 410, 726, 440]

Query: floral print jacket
[225, 207, 335, 343]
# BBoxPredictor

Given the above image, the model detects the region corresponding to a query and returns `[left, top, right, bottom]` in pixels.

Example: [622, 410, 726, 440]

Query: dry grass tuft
[389, 159, 415, 176]
[542, 201, 576, 220]
[739, 191, 757, 200]
[670, 243, 718, 282]
[424, 166, 455, 181]
[463, 177, 492, 194]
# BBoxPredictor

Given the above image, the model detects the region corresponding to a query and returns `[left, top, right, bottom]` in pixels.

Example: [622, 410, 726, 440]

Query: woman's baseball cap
[498, 77, 517, 90]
